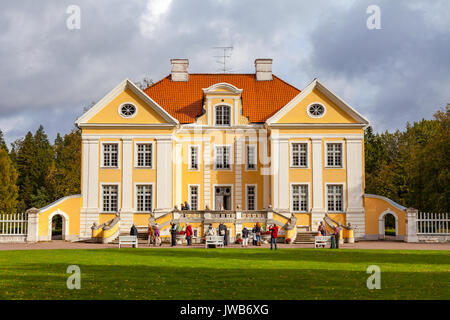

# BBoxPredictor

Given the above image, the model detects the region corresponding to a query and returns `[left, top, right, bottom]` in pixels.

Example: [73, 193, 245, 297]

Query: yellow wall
[38, 196, 82, 237]
[364, 196, 406, 236]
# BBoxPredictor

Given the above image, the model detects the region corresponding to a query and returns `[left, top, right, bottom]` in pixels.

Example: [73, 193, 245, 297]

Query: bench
[118, 235, 138, 248]
[314, 236, 332, 248]
[205, 235, 224, 248]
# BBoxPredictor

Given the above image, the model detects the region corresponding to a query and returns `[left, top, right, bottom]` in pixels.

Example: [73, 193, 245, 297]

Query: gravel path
[0, 240, 449, 251]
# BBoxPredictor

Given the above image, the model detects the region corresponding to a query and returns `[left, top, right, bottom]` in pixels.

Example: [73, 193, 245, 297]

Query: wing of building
[24, 58, 420, 244]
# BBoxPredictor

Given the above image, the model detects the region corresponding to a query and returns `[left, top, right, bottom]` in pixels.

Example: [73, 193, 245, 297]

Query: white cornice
[202, 82, 243, 95]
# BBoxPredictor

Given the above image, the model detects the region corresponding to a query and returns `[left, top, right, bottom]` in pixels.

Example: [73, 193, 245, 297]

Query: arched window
[215, 105, 231, 126]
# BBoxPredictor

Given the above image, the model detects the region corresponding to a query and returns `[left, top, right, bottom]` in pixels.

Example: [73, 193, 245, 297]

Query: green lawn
[0, 248, 449, 300]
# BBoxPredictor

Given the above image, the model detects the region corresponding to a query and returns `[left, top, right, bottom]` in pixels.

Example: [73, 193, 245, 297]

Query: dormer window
[215, 105, 231, 126]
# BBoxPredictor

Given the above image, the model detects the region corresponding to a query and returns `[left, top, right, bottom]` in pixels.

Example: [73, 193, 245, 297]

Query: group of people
[318, 221, 341, 249]
[205, 223, 229, 246]
[241, 222, 279, 250]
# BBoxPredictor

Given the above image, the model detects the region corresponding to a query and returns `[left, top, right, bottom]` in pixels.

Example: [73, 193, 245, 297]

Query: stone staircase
[294, 231, 317, 244]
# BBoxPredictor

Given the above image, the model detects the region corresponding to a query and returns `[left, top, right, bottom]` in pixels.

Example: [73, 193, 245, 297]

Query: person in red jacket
[185, 223, 193, 246]
[269, 224, 279, 250]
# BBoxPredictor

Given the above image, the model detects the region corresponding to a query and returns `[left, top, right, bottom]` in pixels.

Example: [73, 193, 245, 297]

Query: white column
[203, 142, 211, 209]
[120, 138, 133, 233]
[156, 138, 173, 210]
[80, 138, 99, 238]
[346, 138, 365, 238]
[175, 142, 182, 207]
[271, 137, 289, 210]
[405, 208, 419, 243]
[311, 138, 324, 230]
[235, 138, 243, 209]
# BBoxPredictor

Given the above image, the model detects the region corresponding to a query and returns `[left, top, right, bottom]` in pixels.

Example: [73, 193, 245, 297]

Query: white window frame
[134, 182, 155, 213]
[245, 184, 257, 211]
[325, 183, 346, 213]
[188, 184, 200, 211]
[290, 182, 311, 213]
[188, 145, 201, 171]
[100, 183, 121, 213]
[324, 141, 345, 169]
[306, 102, 326, 119]
[213, 103, 233, 127]
[212, 184, 234, 210]
[100, 141, 121, 169]
[134, 141, 155, 169]
[214, 144, 233, 170]
[245, 144, 257, 171]
[290, 141, 310, 168]
[118, 102, 138, 119]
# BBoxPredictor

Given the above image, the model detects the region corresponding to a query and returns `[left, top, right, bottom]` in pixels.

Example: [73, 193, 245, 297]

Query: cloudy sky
[0, 0, 449, 145]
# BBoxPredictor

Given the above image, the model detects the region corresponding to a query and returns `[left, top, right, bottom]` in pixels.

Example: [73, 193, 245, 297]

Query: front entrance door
[215, 186, 232, 210]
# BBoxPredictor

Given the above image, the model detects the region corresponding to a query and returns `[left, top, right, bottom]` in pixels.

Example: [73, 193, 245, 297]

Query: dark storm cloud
[0, 0, 448, 144]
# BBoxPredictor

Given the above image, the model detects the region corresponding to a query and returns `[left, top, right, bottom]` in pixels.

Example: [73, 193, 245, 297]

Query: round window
[307, 103, 325, 118]
[119, 103, 136, 118]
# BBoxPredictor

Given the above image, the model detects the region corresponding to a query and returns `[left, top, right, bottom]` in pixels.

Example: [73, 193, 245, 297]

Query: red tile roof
[144, 74, 300, 123]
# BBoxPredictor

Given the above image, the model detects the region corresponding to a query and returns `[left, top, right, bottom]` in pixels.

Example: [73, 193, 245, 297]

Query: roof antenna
[212, 46, 233, 73]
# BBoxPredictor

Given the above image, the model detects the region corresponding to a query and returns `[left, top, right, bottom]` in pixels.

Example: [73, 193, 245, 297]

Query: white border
[245, 184, 258, 210]
[378, 209, 399, 237]
[118, 102, 138, 119]
[324, 140, 345, 169]
[100, 182, 121, 213]
[289, 140, 311, 169]
[100, 141, 121, 169]
[48, 209, 70, 240]
[289, 182, 311, 213]
[325, 182, 346, 213]
[188, 144, 201, 171]
[306, 102, 326, 119]
[245, 144, 257, 171]
[133, 140, 155, 169]
[213, 144, 233, 170]
[212, 184, 234, 210]
[187, 184, 201, 210]
[133, 182, 155, 213]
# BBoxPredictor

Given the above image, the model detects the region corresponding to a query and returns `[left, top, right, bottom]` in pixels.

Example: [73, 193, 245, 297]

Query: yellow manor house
[27, 58, 419, 244]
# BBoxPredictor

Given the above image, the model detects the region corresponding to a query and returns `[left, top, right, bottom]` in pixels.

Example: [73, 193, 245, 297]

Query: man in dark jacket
[242, 227, 249, 247]
[219, 223, 227, 246]
[130, 224, 138, 248]
[170, 222, 177, 247]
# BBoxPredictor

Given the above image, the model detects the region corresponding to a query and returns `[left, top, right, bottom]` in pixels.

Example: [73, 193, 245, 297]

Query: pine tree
[0, 147, 19, 214]
[0, 130, 7, 152]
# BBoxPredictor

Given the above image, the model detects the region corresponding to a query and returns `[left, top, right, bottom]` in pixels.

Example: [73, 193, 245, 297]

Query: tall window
[189, 146, 199, 170]
[103, 144, 118, 167]
[215, 105, 231, 126]
[246, 145, 256, 170]
[136, 143, 152, 167]
[215, 146, 231, 169]
[247, 185, 256, 210]
[136, 185, 153, 212]
[102, 185, 118, 212]
[189, 185, 198, 210]
[292, 185, 308, 212]
[327, 185, 343, 212]
[327, 143, 342, 167]
[291, 143, 307, 167]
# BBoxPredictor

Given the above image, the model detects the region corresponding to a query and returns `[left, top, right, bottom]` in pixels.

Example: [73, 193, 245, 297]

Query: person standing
[219, 223, 227, 245]
[130, 224, 138, 248]
[242, 227, 249, 247]
[185, 223, 193, 246]
[269, 224, 279, 250]
[334, 225, 341, 249]
[170, 222, 177, 247]
[318, 221, 326, 236]
[255, 223, 262, 246]
[147, 223, 155, 246]
[184, 201, 190, 210]
[154, 223, 161, 246]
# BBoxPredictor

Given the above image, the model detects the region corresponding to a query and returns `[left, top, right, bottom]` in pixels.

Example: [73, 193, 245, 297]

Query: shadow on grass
[109, 248, 450, 265]
[1, 262, 448, 300]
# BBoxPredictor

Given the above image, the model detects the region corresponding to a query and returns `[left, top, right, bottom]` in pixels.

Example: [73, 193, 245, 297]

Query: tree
[0, 130, 7, 152]
[0, 147, 18, 214]
[134, 77, 154, 90]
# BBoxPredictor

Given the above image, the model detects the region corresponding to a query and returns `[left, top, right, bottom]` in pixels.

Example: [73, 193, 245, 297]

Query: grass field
[0, 248, 449, 300]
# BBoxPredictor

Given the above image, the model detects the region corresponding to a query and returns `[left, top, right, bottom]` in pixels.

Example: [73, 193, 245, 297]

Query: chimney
[255, 58, 273, 81]
[170, 59, 189, 81]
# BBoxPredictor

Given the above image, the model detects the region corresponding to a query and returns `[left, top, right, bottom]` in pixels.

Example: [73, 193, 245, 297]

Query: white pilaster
[235, 138, 243, 209]
[234, 97, 239, 125]
[345, 138, 365, 238]
[156, 138, 173, 210]
[311, 138, 324, 230]
[271, 137, 289, 210]
[121, 138, 133, 211]
[405, 208, 419, 242]
[203, 142, 211, 209]
[175, 142, 182, 207]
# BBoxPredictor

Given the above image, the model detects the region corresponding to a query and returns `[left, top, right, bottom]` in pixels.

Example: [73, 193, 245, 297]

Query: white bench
[314, 236, 332, 248]
[205, 235, 224, 248]
[119, 235, 138, 248]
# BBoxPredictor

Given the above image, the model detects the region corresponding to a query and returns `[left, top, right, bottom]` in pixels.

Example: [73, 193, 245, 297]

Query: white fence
[417, 212, 449, 234]
[0, 213, 28, 235]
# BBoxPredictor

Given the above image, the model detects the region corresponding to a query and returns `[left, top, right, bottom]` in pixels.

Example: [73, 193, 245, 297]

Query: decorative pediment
[202, 82, 243, 95]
